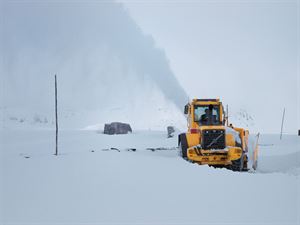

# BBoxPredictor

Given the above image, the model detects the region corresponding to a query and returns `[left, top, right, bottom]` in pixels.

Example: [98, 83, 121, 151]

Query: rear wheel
[178, 134, 188, 159]
[179, 142, 188, 158]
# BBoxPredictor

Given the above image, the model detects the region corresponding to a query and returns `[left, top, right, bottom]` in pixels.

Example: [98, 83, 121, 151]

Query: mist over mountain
[1, 1, 188, 129]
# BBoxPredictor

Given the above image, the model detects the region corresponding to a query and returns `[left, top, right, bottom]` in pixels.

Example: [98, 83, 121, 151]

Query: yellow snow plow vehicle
[178, 98, 259, 171]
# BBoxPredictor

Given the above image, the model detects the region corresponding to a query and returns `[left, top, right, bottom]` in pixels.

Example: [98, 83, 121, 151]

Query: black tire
[230, 153, 245, 172]
[178, 133, 188, 158]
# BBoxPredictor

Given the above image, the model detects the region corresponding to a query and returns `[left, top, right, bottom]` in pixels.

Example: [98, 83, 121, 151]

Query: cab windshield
[194, 105, 221, 125]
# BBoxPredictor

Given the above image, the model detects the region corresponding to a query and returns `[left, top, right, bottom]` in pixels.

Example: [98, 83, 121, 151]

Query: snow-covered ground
[1, 129, 299, 225]
[1, 2, 298, 224]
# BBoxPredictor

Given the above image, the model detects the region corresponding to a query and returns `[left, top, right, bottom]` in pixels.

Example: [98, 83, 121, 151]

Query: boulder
[104, 122, 132, 135]
[167, 126, 175, 138]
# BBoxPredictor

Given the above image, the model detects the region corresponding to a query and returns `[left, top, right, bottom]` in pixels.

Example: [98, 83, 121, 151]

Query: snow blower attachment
[178, 98, 258, 172]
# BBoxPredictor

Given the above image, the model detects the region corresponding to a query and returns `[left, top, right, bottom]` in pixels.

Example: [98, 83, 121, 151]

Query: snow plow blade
[252, 133, 260, 170]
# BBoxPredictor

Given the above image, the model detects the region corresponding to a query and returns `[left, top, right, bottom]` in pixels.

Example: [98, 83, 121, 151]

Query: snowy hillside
[229, 108, 258, 132]
[1, 1, 274, 133]
[1, 1, 187, 130]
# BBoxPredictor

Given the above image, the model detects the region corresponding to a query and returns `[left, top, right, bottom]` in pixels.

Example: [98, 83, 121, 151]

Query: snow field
[1, 130, 299, 225]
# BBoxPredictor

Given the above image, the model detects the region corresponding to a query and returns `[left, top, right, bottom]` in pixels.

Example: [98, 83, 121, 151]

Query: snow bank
[256, 134, 300, 175]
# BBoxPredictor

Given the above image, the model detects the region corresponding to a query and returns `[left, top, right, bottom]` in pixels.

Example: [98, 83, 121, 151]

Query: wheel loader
[178, 98, 259, 171]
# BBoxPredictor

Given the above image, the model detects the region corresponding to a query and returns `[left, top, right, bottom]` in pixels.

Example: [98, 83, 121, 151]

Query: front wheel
[230, 153, 248, 172]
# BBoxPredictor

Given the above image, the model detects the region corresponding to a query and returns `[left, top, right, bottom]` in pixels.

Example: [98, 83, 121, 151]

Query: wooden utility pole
[280, 108, 285, 140]
[55, 75, 58, 155]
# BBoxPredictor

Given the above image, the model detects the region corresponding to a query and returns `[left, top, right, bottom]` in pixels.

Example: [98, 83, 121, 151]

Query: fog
[1, 1, 187, 129]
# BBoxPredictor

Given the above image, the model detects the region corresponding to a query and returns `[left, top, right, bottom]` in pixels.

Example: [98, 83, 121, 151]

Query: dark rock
[110, 148, 120, 152]
[167, 126, 175, 138]
[104, 122, 132, 135]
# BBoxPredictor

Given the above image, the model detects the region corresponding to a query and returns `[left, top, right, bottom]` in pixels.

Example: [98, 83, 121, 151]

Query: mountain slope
[1, 1, 188, 130]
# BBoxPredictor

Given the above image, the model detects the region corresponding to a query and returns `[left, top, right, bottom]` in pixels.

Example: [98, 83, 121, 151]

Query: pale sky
[120, 0, 299, 134]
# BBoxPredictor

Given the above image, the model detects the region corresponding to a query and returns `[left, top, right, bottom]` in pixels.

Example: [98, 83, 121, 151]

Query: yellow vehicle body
[178, 98, 250, 171]
[187, 147, 242, 165]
